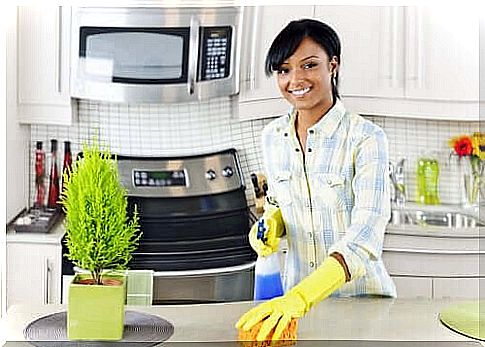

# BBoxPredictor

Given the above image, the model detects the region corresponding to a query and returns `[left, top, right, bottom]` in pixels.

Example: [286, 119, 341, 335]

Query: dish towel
[126, 270, 154, 306]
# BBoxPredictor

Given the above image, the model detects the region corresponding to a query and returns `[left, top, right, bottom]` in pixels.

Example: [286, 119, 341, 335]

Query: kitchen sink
[389, 208, 484, 228]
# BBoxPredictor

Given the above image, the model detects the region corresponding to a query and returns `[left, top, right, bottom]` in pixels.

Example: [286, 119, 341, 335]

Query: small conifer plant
[60, 141, 141, 285]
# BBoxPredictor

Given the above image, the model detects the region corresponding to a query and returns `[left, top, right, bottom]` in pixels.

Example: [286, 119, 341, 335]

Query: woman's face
[275, 37, 338, 115]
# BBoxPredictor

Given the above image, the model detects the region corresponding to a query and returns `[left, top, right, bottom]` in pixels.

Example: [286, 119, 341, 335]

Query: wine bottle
[34, 141, 46, 208]
[47, 139, 60, 209]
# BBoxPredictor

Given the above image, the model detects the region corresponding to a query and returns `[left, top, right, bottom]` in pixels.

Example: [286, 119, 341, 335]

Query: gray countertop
[6, 218, 65, 244]
[1, 298, 482, 344]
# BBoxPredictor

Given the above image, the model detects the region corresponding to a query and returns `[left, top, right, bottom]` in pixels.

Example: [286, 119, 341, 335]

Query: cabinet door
[314, 6, 405, 99]
[238, 6, 314, 120]
[6, 242, 62, 307]
[404, 6, 479, 102]
[17, 6, 73, 125]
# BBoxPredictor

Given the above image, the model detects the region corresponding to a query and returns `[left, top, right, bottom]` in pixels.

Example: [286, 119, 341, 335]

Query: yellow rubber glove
[248, 208, 285, 257]
[236, 256, 346, 341]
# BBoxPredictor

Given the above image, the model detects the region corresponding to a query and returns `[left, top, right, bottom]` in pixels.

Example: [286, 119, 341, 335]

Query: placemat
[23, 310, 174, 347]
[439, 301, 484, 341]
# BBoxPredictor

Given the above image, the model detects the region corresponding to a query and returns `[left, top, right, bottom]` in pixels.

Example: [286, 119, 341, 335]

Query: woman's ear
[329, 56, 339, 74]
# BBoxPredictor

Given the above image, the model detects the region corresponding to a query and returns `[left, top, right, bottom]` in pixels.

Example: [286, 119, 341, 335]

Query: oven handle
[152, 261, 256, 277]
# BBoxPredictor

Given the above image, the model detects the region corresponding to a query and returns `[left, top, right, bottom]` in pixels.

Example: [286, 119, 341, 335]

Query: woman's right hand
[249, 208, 285, 257]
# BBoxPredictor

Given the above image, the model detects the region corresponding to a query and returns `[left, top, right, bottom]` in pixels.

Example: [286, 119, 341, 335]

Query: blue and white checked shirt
[261, 99, 397, 297]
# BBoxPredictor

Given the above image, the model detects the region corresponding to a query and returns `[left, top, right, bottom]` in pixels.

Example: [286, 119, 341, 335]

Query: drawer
[433, 277, 481, 299]
[392, 276, 432, 299]
[382, 249, 480, 277]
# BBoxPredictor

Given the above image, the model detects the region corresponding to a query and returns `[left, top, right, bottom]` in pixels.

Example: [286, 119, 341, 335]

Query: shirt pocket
[272, 171, 292, 206]
[313, 173, 347, 211]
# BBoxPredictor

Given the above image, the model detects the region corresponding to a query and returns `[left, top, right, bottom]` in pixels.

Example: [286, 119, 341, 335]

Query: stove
[62, 149, 256, 304]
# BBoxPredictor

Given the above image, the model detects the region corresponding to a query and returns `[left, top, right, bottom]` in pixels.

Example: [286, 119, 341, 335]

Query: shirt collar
[286, 98, 346, 138]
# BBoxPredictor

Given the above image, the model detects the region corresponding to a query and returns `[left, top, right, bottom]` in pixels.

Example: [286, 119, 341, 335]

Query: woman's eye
[276, 68, 289, 75]
[303, 62, 317, 69]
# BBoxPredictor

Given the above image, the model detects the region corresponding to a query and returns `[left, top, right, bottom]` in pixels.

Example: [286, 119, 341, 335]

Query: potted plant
[60, 141, 141, 340]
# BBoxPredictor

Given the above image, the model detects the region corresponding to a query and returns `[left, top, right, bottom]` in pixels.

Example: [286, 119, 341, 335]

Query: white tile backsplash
[30, 97, 479, 208]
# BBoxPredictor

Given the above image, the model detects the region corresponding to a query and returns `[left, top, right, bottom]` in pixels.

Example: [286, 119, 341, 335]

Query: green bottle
[416, 157, 440, 205]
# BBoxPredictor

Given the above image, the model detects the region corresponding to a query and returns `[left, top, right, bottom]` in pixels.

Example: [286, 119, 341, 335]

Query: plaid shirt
[261, 99, 396, 297]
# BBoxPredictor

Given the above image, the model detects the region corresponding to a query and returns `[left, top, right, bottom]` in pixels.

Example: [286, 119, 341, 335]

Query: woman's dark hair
[265, 18, 341, 99]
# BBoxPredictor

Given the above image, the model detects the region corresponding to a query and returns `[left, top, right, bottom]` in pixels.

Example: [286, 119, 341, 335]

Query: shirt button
[309, 129, 315, 134]
[309, 262, 315, 268]
[308, 232, 313, 238]
[308, 148, 312, 153]
[295, 148, 300, 152]
[284, 132, 288, 137]
[327, 179, 332, 185]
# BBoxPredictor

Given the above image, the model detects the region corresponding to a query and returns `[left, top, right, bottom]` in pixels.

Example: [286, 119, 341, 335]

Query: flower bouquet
[448, 132, 485, 207]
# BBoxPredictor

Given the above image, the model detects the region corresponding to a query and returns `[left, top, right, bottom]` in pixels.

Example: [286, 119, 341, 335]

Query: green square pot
[68, 273, 126, 340]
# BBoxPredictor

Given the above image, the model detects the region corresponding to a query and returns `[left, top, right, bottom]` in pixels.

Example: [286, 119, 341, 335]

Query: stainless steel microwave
[70, 6, 243, 103]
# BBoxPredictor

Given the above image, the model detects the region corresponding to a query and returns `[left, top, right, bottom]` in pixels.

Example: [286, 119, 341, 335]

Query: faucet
[389, 158, 406, 208]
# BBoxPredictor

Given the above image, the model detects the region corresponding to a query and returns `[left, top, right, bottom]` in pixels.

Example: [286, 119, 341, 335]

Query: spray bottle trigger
[257, 219, 267, 244]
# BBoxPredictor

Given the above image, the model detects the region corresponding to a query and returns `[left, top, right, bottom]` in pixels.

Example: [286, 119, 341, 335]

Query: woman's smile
[289, 86, 312, 97]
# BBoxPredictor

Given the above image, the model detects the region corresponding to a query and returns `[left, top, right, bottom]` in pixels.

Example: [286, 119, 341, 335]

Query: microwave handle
[188, 16, 200, 95]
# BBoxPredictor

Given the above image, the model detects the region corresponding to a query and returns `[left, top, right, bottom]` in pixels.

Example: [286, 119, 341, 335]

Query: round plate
[23, 310, 174, 347]
[439, 301, 484, 341]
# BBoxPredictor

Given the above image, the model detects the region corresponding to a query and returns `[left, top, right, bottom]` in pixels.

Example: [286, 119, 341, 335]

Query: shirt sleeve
[328, 126, 391, 280]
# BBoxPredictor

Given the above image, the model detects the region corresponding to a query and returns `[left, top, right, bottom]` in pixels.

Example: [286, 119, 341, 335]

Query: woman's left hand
[235, 292, 306, 341]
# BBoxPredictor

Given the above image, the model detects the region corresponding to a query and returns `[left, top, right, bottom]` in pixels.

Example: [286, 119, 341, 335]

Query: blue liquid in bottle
[254, 272, 284, 300]
[253, 252, 284, 300]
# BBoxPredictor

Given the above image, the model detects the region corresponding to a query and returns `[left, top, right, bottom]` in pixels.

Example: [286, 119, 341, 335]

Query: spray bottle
[253, 219, 284, 300]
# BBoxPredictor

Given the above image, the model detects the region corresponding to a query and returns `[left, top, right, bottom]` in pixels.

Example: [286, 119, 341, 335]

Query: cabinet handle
[56, 6, 62, 94]
[382, 7, 398, 87]
[415, 6, 424, 89]
[406, 6, 424, 87]
[389, 7, 399, 88]
[247, 6, 261, 90]
[187, 16, 200, 96]
[44, 257, 51, 305]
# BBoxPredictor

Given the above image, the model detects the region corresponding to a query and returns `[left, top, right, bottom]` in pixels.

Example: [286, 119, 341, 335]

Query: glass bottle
[47, 139, 60, 209]
[62, 141, 72, 188]
[34, 141, 46, 208]
[416, 155, 440, 205]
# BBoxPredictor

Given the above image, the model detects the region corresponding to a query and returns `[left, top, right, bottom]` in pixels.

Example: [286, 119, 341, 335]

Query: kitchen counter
[6, 217, 65, 244]
[1, 298, 482, 344]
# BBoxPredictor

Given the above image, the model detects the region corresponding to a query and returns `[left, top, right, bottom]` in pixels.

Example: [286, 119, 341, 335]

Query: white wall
[3, 4, 29, 321]
[6, 6, 29, 223]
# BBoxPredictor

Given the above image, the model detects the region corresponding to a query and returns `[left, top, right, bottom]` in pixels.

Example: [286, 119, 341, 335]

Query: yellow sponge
[238, 318, 298, 347]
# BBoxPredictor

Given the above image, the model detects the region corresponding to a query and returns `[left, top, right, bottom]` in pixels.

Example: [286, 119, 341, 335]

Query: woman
[236, 19, 396, 341]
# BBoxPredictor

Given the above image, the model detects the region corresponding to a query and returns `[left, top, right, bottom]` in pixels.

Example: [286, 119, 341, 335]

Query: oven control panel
[117, 149, 244, 197]
[133, 170, 186, 187]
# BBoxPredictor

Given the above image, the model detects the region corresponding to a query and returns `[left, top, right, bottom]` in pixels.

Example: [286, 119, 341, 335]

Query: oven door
[151, 262, 255, 304]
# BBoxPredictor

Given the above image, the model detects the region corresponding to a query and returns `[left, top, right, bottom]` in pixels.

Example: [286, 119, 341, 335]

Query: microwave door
[73, 27, 195, 103]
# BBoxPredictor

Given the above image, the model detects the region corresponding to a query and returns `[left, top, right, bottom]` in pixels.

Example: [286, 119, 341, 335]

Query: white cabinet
[238, 6, 314, 120]
[383, 229, 482, 299]
[17, 6, 75, 125]
[6, 241, 62, 307]
[314, 6, 405, 99]
[314, 5, 479, 120]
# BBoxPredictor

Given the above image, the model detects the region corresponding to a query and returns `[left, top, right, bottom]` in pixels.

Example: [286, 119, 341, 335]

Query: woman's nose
[288, 69, 305, 85]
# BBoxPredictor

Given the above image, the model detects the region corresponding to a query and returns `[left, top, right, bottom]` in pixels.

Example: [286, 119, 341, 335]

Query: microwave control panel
[200, 26, 232, 81]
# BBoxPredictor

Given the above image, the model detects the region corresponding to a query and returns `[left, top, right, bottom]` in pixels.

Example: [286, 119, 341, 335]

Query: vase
[461, 157, 484, 208]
